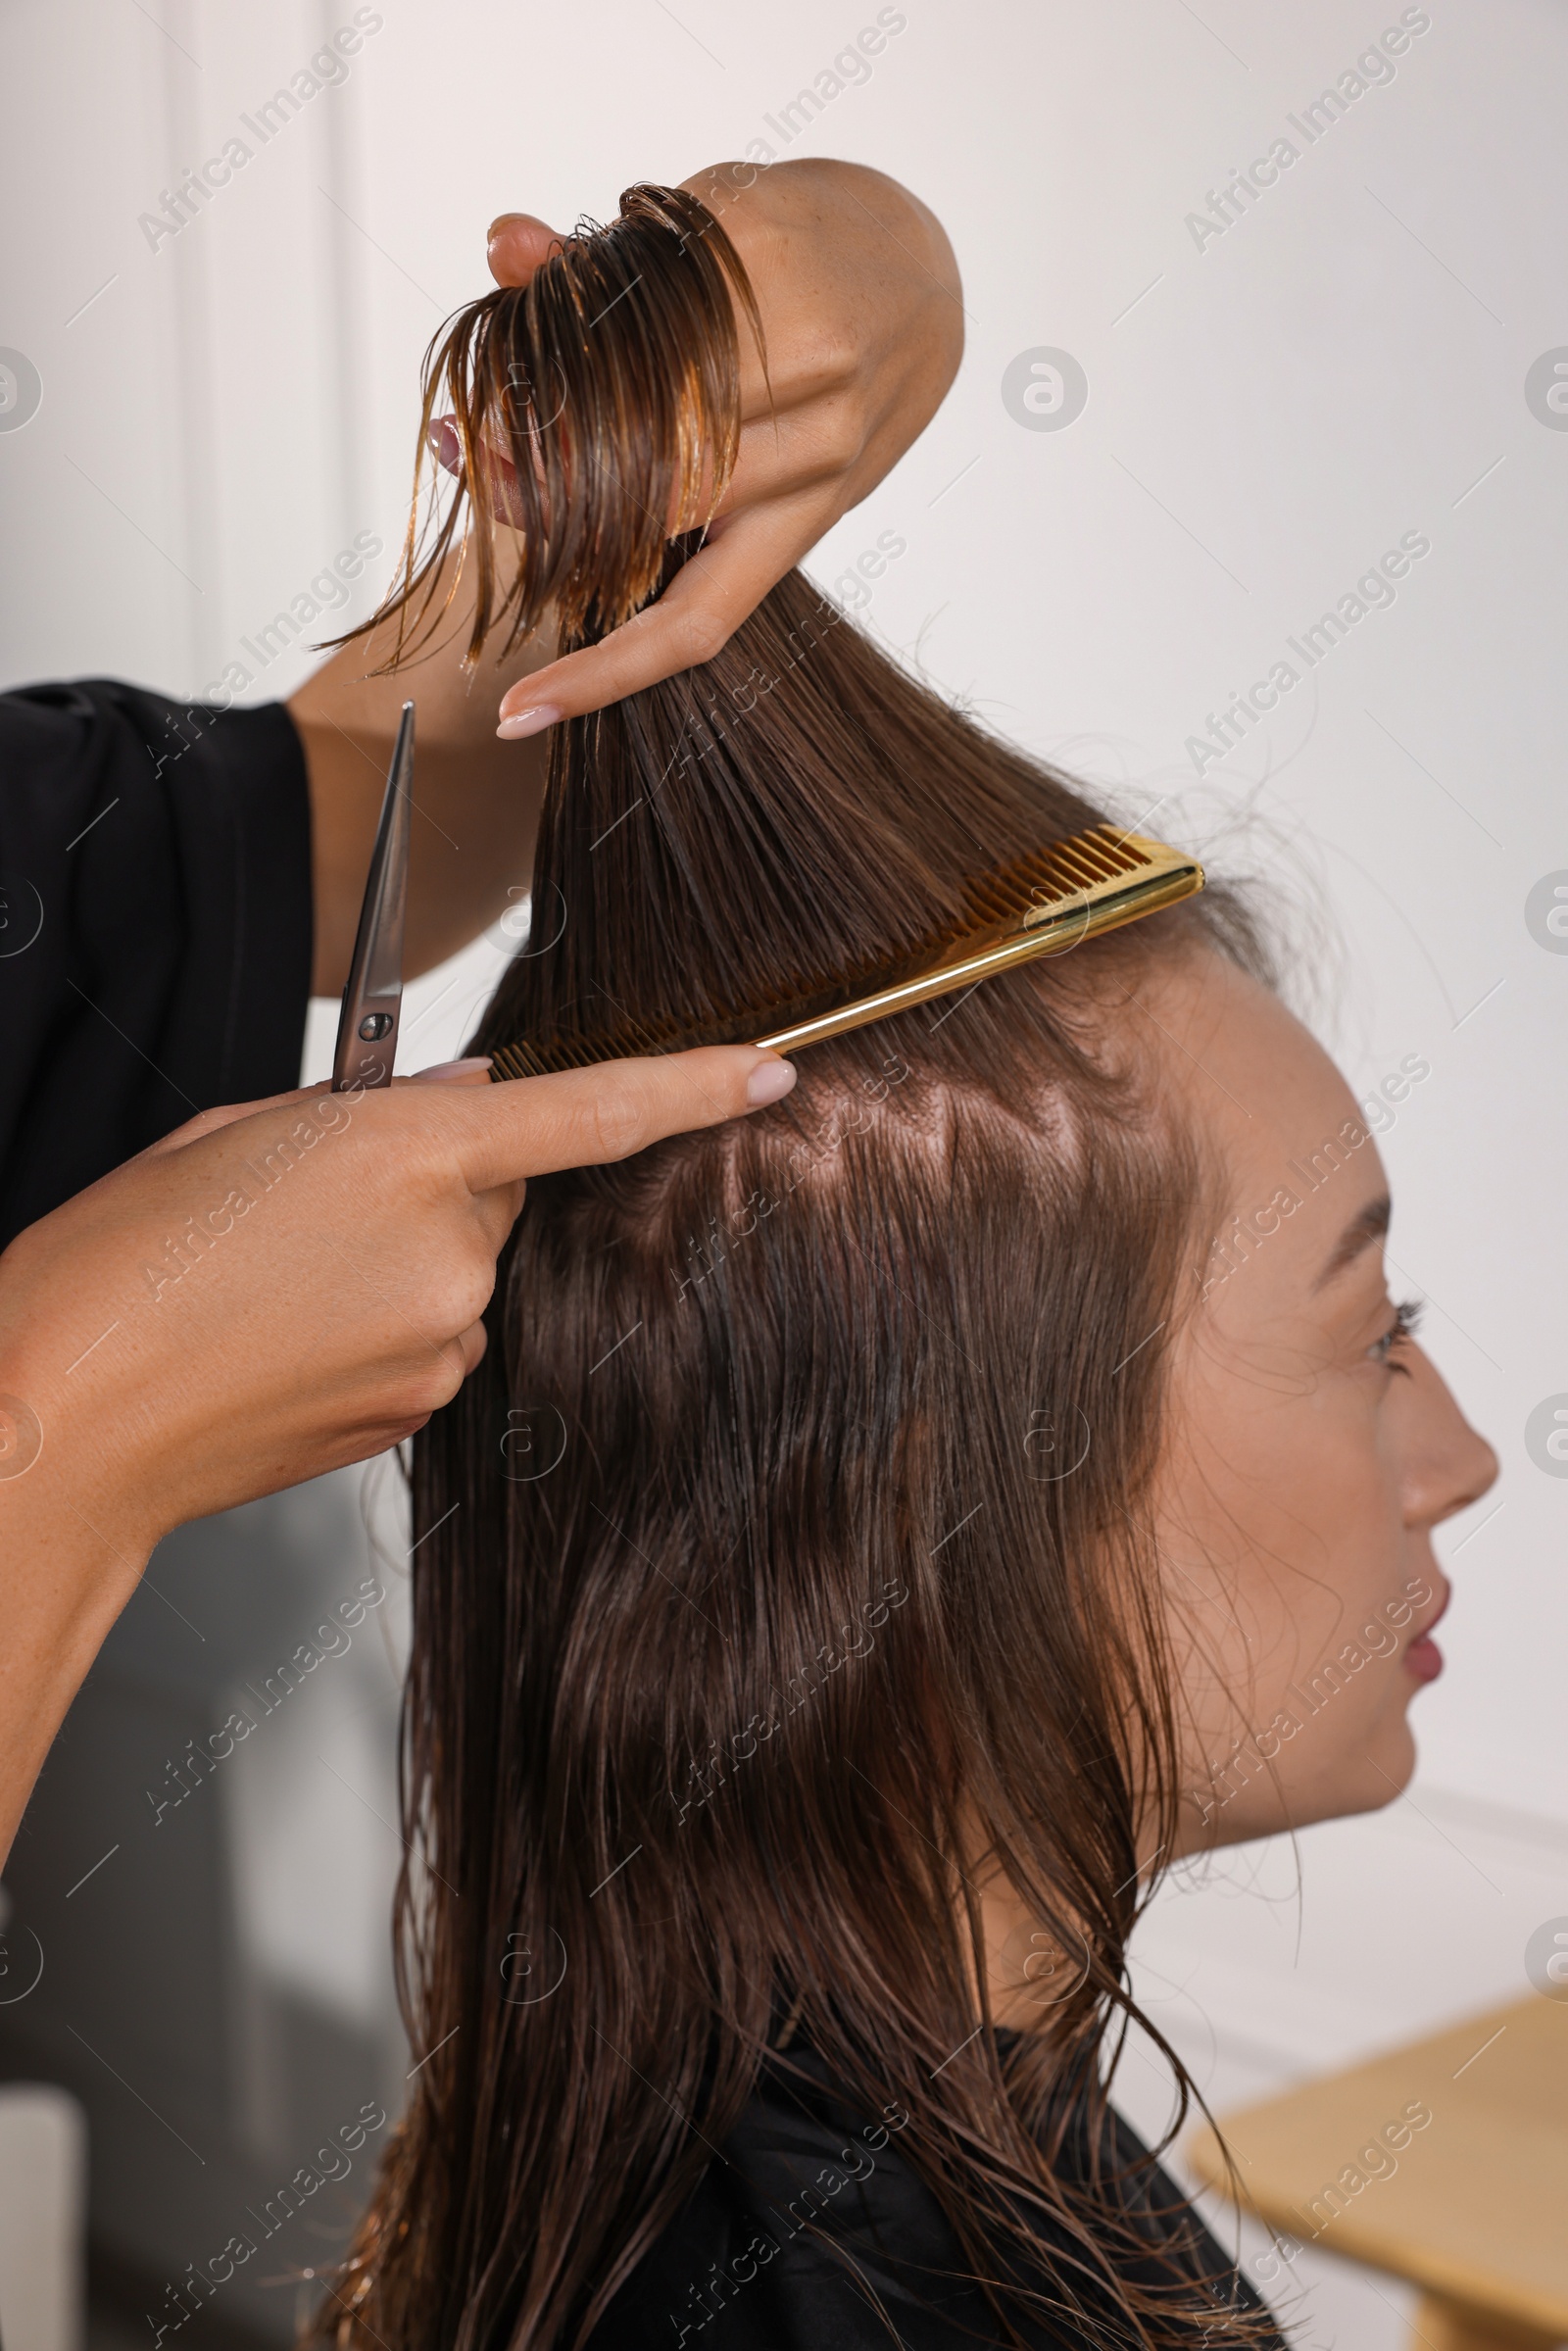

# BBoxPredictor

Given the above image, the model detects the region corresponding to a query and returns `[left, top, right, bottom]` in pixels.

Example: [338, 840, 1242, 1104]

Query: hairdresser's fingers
[722, 402, 872, 506]
[495, 493, 828, 733]
[486, 212, 566, 286]
[444, 1047, 797, 1195]
[439, 391, 846, 544]
[148, 1058, 496, 1159]
[138, 1085, 334, 1156]
[406, 1058, 496, 1087]
[453, 1318, 490, 1377]
[429, 417, 535, 533]
[469, 1177, 528, 1255]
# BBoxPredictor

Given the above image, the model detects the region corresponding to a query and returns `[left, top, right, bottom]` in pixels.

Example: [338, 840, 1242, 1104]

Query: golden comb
[488, 826, 1203, 1081]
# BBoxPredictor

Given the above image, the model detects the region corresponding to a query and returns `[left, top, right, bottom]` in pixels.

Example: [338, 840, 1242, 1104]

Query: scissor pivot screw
[358, 1012, 394, 1041]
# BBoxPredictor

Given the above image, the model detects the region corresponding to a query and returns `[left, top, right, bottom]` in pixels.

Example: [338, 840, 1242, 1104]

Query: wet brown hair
[361, 178, 761, 671]
[316, 187, 1275, 2351]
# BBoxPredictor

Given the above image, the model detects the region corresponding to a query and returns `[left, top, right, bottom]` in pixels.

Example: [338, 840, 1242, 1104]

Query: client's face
[1150, 954, 1496, 1849]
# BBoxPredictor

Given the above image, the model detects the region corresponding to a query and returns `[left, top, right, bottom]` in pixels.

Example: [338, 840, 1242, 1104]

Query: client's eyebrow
[1314, 1194, 1392, 1290]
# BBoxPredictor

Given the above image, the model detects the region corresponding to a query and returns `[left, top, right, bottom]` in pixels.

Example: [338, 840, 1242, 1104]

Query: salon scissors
[332, 700, 414, 1092]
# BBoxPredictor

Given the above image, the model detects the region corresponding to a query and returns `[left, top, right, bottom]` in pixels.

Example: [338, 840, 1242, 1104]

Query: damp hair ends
[338, 176, 762, 673]
[313, 186, 1279, 2351]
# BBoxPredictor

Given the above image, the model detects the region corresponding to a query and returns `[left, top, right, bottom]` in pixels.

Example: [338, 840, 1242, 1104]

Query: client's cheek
[1265, 1404, 1406, 1629]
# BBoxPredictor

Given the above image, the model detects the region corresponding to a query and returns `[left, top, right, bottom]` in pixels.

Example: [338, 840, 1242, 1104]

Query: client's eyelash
[1368, 1296, 1424, 1372]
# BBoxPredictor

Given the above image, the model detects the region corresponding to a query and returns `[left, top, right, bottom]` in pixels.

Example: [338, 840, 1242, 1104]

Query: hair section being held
[358, 180, 761, 671]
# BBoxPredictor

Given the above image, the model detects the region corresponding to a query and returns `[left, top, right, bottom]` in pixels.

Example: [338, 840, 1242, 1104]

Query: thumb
[487, 213, 567, 286]
[439, 1046, 798, 1194]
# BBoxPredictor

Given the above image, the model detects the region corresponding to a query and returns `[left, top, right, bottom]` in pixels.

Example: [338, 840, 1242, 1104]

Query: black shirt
[0, 680, 313, 1245]
[588, 2038, 1281, 2350]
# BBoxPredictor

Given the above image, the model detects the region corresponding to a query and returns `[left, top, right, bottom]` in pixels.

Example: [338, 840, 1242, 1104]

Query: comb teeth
[487, 826, 1200, 1082]
[960, 826, 1149, 930]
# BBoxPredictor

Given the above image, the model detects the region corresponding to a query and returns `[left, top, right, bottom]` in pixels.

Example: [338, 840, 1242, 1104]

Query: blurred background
[1, 1, 1564, 2345]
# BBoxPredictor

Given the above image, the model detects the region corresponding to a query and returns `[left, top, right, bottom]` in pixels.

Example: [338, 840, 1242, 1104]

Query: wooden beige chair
[1188, 1997, 1568, 2351]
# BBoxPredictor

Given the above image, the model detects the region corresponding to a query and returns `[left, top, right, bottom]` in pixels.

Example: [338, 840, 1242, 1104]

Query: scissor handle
[333, 702, 415, 1092]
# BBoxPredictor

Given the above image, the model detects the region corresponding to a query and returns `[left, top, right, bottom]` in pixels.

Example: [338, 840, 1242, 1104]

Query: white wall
[4, 1, 1566, 2341]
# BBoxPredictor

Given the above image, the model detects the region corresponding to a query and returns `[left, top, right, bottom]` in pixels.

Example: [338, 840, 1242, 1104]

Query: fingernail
[412, 1055, 492, 1083]
[746, 1056, 797, 1108]
[426, 416, 461, 475]
[487, 213, 523, 246]
[496, 705, 562, 741]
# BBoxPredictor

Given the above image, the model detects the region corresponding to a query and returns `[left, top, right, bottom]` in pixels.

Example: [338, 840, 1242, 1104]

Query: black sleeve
[0, 679, 313, 1247]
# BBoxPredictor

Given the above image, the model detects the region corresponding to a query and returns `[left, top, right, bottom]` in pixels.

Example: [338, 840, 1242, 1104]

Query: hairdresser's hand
[477, 158, 962, 736]
[0, 1045, 795, 1864]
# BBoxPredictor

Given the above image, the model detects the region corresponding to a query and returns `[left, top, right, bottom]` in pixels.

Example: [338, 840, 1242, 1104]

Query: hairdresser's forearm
[0, 1445, 145, 1868]
[291, 544, 556, 995]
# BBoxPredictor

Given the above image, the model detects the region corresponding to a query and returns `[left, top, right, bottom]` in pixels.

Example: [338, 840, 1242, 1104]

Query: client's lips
[1404, 1582, 1450, 1687]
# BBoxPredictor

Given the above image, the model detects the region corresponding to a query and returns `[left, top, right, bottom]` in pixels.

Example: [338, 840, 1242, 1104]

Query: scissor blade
[332, 701, 415, 1092]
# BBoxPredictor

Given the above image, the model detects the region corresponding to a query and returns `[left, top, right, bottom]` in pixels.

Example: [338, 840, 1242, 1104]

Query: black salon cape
[587, 2039, 1282, 2350]
[0, 680, 312, 1246]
